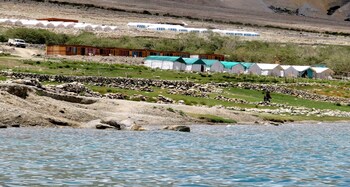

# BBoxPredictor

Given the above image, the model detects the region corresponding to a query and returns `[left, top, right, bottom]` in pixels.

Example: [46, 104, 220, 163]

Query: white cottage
[144, 56, 186, 71]
[202, 59, 225, 72]
[248, 63, 283, 76]
[221, 61, 245, 74]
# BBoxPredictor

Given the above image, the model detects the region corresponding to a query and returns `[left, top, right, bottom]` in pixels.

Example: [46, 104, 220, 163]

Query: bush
[166, 107, 175, 113]
[5, 28, 70, 44]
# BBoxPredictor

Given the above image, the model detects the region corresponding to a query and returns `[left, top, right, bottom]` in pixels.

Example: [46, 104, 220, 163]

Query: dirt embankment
[0, 80, 259, 129]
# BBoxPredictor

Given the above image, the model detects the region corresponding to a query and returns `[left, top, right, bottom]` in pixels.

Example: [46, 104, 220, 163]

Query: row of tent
[0, 18, 259, 37]
[0, 19, 117, 31]
[127, 22, 260, 37]
[144, 56, 334, 79]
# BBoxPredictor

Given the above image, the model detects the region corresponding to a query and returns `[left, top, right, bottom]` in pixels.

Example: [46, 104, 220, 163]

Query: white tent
[202, 59, 225, 72]
[3, 19, 17, 25]
[62, 22, 75, 29]
[91, 25, 103, 31]
[144, 56, 186, 71]
[51, 21, 66, 28]
[248, 63, 283, 76]
[110, 26, 118, 31]
[0, 19, 7, 23]
[183, 58, 206, 72]
[311, 67, 334, 79]
[74, 23, 93, 31]
[280, 65, 291, 77]
[221, 62, 245, 74]
[102, 26, 112, 31]
[284, 65, 311, 78]
[13, 20, 23, 26]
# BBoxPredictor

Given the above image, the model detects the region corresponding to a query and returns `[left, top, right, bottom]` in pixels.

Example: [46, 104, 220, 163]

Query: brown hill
[46, 0, 349, 30]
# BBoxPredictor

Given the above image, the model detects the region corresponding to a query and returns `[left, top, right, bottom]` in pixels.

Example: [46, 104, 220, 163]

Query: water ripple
[0, 123, 350, 186]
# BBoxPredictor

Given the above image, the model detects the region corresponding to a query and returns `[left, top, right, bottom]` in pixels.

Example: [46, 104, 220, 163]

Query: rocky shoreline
[0, 74, 349, 131]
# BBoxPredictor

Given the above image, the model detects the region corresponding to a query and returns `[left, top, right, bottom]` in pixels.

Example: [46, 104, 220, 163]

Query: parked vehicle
[8, 38, 27, 48]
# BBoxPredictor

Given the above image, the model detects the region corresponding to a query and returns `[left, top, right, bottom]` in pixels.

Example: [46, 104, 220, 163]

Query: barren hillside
[32, 0, 349, 33]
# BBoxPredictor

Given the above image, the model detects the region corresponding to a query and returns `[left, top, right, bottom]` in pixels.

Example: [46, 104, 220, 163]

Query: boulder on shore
[163, 125, 190, 132]
[101, 119, 125, 130]
[0, 124, 7, 129]
[96, 124, 114, 130]
[130, 124, 146, 131]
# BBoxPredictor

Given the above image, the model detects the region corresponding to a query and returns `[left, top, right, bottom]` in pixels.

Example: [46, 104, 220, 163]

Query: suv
[8, 38, 27, 48]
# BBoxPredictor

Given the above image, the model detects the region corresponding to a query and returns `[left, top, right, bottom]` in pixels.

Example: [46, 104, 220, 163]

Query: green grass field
[1, 58, 349, 121]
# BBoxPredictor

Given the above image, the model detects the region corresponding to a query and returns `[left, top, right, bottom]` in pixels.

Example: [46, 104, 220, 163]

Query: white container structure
[127, 22, 153, 29]
[213, 29, 260, 37]
[144, 56, 186, 71]
[187, 28, 208, 33]
[311, 67, 334, 79]
[221, 61, 245, 74]
[248, 63, 283, 76]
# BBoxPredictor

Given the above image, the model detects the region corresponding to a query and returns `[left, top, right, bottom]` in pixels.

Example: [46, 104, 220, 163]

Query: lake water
[1, 123, 350, 186]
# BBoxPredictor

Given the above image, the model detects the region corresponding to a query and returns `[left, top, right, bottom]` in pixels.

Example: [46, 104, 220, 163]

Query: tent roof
[202, 59, 220, 66]
[311, 67, 334, 74]
[221, 61, 242, 69]
[183, 58, 205, 65]
[281, 65, 291, 70]
[256, 63, 282, 70]
[145, 56, 185, 63]
[241, 62, 254, 69]
[290, 65, 311, 72]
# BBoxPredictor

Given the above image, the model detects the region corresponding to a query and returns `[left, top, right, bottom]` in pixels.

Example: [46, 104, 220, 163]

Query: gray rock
[164, 125, 191, 132]
[11, 124, 20, 128]
[130, 124, 146, 131]
[96, 124, 114, 130]
[101, 119, 125, 130]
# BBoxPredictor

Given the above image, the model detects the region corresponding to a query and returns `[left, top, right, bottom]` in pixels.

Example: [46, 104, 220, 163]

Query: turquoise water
[1, 123, 350, 186]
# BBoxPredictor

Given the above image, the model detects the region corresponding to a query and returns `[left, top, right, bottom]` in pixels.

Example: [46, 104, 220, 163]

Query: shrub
[166, 107, 175, 113]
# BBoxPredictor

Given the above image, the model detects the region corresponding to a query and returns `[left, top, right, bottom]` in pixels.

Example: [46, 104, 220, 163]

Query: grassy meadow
[1, 58, 349, 123]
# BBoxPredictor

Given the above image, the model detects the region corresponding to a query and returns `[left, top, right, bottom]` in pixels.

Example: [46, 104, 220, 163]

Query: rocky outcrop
[96, 124, 114, 129]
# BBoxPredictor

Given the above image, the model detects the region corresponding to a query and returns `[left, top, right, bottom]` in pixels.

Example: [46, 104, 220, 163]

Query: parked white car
[8, 38, 27, 48]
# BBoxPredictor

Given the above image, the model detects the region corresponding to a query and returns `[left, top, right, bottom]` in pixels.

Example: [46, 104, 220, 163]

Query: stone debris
[157, 95, 174, 104]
